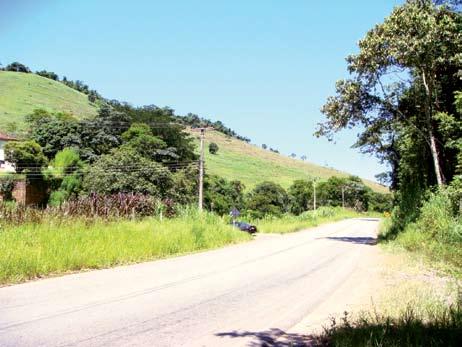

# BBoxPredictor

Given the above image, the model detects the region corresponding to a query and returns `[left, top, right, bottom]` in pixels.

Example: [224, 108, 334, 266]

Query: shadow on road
[324, 236, 377, 245]
[216, 328, 319, 346]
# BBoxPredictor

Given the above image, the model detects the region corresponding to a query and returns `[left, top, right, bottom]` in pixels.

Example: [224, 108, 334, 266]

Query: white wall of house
[0, 140, 15, 172]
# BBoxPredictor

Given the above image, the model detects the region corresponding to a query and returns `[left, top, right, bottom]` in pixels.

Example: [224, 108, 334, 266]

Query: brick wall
[0, 179, 47, 206]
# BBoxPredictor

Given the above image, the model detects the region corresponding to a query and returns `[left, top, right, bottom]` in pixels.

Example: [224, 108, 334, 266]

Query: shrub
[0, 176, 16, 201]
[246, 181, 288, 218]
[204, 175, 245, 215]
[209, 142, 219, 155]
[288, 179, 314, 215]
[83, 148, 173, 198]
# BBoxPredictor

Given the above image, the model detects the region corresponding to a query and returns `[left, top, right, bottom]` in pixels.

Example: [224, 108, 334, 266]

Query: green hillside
[191, 129, 388, 193]
[0, 71, 387, 193]
[0, 71, 98, 130]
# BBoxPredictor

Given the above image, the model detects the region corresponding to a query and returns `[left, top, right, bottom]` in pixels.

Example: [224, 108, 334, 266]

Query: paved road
[0, 218, 379, 347]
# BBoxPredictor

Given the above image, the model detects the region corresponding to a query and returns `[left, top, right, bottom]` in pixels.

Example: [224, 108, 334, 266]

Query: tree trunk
[422, 71, 445, 186]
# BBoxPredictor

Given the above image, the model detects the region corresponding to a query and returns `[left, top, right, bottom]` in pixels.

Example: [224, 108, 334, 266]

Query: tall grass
[380, 190, 462, 277]
[253, 207, 363, 234]
[314, 304, 462, 347]
[0, 209, 251, 285]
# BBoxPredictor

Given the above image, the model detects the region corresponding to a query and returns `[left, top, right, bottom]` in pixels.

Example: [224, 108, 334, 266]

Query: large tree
[317, 0, 462, 189]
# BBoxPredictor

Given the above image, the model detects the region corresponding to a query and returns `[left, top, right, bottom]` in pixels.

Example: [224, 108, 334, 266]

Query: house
[0, 132, 17, 172]
[0, 132, 47, 205]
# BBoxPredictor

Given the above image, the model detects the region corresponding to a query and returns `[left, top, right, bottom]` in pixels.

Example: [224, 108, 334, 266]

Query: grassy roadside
[254, 207, 373, 234]
[0, 207, 362, 285]
[0, 211, 251, 285]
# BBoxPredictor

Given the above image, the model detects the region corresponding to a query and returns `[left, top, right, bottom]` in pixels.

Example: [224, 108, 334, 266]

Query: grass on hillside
[0, 210, 251, 285]
[254, 207, 362, 234]
[191, 129, 388, 193]
[0, 71, 98, 131]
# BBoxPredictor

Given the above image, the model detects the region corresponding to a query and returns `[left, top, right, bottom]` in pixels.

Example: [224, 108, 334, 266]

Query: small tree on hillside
[5, 62, 31, 73]
[209, 142, 219, 155]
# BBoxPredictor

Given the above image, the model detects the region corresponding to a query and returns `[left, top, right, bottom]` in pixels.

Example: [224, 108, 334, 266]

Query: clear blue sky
[2, 0, 402, 182]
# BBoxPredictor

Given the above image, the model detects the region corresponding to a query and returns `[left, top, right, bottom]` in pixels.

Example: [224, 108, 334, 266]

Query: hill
[0, 71, 98, 130]
[0, 71, 387, 193]
[191, 129, 388, 193]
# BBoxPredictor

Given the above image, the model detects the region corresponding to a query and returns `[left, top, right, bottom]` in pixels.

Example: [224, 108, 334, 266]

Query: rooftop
[0, 132, 17, 141]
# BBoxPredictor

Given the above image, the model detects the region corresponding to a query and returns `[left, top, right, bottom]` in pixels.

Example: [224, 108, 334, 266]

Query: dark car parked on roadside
[231, 221, 257, 234]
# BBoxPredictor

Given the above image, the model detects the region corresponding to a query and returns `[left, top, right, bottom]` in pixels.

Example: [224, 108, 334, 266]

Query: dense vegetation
[315, 0, 462, 345]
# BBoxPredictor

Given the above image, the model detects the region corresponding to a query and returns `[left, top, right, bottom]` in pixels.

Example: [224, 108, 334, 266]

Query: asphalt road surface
[0, 218, 379, 347]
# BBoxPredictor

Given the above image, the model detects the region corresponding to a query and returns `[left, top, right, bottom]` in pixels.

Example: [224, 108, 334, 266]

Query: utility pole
[313, 180, 317, 211]
[198, 128, 205, 212]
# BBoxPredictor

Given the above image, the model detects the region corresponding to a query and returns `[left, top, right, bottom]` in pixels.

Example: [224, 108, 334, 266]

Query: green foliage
[110, 102, 198, 162]
[169, 165, 198, 205]
[246, 181, 288, 218]
[317, 305, 462, 347]
[35, 70, 58, 81]
[28, 106, 131, 162]
[200, 130, 387, 192]
[4, 140, 48, 175]
[83, 148, 173, 198]
[318, 176, 371, 211]
[204, 175, 245, 215]
[318, 0, 462, 206]
[208, 142, 219, 155]
[121, 123, 178, 162]
[5, 62, 30, 73]
[288, 179, 314, 215]
[367, 191, 393, 213]
[43, 148, 85, 206]
[177, 112, 251, 142]
[0, 176, 16, 201]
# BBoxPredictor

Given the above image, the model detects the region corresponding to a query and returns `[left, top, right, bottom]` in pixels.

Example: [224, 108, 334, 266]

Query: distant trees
[36, 70, 58, 80]
[288, 179, 314, 215]
[5, 62, 30, 73]
[262, 144, 268, 150]
[209, 142, 219, 155]
[246, 181, 288, 218]
[317, 176, 370, 211]
[177, 112, 251, 143]
[301, 155, 307, 161]
[290, 153, 297, 159]
[204, 175, 245, 215]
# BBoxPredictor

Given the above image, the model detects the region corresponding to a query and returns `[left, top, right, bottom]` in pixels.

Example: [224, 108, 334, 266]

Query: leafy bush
[0, 176, 16, 201]
[83, 148, 173, 198]
[209, 142, 219, 154]
[204, 175, 245, 215]
[246, 181, 288, 218]
[44, 148, 85, 206]
[4, 140, 48, 174]
[288, 179, 313, 215]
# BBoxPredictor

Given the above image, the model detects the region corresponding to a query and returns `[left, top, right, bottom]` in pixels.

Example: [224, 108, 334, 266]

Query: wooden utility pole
[313, 180, 317, 211]
[198, 128, 205, 212]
